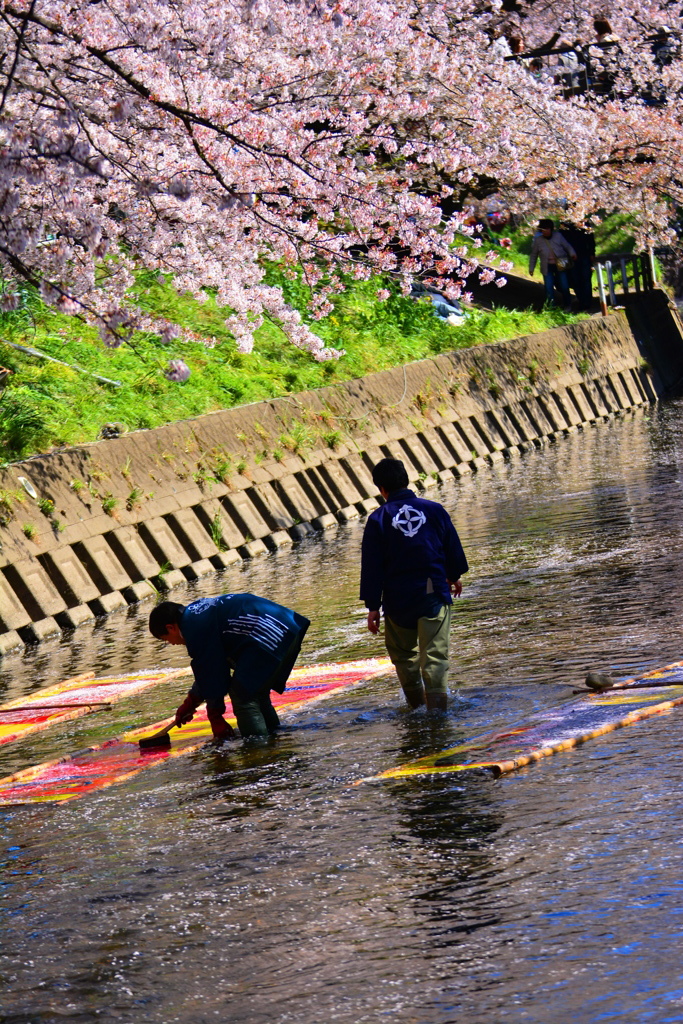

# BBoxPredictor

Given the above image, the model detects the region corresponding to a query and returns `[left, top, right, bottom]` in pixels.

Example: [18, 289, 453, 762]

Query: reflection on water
[3, 401, 683, 1023]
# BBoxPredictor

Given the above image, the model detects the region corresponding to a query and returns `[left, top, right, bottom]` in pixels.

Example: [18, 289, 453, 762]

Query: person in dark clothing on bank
[529, 219, 576, 309]
[149, 594, 310, 740]
[360, 458, 469, 712]
[560, 220, 596, 311]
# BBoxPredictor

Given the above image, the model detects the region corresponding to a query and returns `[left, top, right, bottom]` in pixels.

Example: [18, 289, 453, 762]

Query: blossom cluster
[0, 0, 680, 359]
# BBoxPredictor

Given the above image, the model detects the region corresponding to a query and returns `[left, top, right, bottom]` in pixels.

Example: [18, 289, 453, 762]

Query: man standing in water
[149, 594, 309, 741]
[360, 458, 468, 711]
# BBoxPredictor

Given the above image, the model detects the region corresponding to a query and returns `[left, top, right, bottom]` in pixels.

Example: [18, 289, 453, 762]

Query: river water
[2, 400, 683, 1024]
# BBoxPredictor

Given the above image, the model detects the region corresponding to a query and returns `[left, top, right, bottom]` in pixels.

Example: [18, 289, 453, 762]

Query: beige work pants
[384, 604, 452, 704]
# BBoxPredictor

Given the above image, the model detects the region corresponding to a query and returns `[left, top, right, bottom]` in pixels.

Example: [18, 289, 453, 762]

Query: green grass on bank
[0, 274, 587, 463]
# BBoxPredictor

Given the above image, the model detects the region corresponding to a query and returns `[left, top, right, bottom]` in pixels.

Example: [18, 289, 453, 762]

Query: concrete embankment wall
[0, 310, 661, 655]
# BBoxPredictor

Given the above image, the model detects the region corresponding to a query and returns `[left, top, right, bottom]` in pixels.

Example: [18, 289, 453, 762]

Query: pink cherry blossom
[164, 359, 191, 383]
[0, 0, 678, 362]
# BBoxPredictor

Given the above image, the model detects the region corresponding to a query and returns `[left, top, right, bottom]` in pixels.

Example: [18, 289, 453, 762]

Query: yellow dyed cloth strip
[360, 668, 683, 783]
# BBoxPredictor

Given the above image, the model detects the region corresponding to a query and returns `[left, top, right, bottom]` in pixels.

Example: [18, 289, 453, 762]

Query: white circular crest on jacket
[392, 504, 427, 537]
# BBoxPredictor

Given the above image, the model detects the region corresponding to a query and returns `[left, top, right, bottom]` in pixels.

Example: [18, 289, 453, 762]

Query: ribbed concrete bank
[0, 310, 662, 654]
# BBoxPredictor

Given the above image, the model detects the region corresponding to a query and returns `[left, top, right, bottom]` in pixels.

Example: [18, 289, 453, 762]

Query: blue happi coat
[360, 488, 468, 628]
[181, 594, 310, 702]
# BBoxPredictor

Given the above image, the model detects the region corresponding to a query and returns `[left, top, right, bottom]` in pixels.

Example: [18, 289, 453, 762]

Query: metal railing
[594, 251, 657, 315]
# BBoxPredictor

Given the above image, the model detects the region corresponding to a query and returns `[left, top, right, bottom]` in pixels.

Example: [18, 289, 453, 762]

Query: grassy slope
[0, 269, 586, 463]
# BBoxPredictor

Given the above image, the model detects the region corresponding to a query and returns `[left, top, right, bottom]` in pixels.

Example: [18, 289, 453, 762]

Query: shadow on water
[3, 402, 683, 1022]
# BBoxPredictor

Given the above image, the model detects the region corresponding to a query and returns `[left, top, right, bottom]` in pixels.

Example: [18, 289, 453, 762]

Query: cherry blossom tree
[0, 0, 681, 357]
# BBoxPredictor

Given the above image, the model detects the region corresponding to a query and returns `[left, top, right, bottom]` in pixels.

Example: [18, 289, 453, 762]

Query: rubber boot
[259, 694, 281, 734]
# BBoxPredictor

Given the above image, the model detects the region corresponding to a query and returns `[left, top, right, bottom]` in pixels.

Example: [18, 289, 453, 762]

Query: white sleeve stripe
[221, 613, 288, 651]
[222, 623, 279, 651]
[235, 614, 287, 642]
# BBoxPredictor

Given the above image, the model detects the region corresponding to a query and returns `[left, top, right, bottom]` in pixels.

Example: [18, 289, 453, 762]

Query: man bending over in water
[149, 594, 310, 740]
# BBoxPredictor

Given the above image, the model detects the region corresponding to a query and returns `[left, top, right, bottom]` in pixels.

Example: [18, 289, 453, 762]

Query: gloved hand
[211, 720, 237, 742]
[206, 706, 236, 741]
[175, 691, 201, 728]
